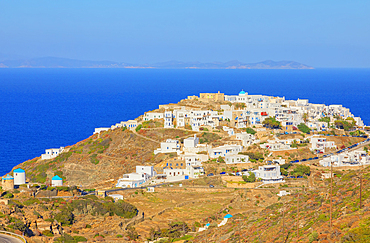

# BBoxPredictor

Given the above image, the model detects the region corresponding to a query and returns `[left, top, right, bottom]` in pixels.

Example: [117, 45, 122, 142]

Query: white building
[253, 165, 284, 183]
[235, 132, 257, 146]
[13, 168, 26, 185]
[108, 194, 124, 201]
[225, 154, 249, 164]
[136, 165, 156, 178]
[120, 120, 138, 130]
[208, 144, 243, 159]
[154, 139, 181, 155]
[277, 190, 291, 197]
[116, 166, 154, 188]
[51, 175, 63, 187]
[164, 111, 174, 128]
[223, 126, 235, 136]
[94, 127, 110, 134]
[319, 150, 370, 167]
[260, 141, 292, 151]
[175, 111, 187, 128]
[41, 147, 65, 160]
[115, 173, 146, 188]
[182, 153, 208, 166]
[184, 135, 199, 148]
[144, 112, 164, 121]
[189, 165, 205, 178]
[309, 136, 336, 153]
[163, 168, 186, 177]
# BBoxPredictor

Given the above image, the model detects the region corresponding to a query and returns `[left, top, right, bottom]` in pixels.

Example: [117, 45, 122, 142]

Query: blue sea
[0, 68, 369, 176]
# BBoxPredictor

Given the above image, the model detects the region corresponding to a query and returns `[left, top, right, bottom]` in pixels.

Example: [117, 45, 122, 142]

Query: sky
[0, 1, 369, 68]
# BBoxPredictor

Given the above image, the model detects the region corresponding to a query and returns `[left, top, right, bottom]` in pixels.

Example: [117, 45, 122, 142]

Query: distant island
[0, 56, 313, 69]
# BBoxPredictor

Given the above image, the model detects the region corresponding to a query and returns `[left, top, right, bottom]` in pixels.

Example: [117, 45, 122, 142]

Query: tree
[291, 165, 310, 176]
[126, 226, 139, 240]
[297, 123, 311, 134]
[245, 127, 256, 135]
[303, 113, 308, 122]
[262, 117, 281, 129]
[280, 168, 288, 176]
[291, 140, 298, 148]
[335, 120, 354, 131]
[242, 172, 256, 182]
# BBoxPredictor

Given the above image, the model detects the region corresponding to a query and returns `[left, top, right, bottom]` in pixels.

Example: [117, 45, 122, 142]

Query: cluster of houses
[319, 150, 370, 167]
[29, 90, 366, 189]
[115, 130, 289, 187]
[110, 90, 368, 187]
[260, 135, 337, 153]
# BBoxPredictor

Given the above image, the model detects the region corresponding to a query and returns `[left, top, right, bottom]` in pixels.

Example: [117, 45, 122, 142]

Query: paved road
[0, 234, 23, 243]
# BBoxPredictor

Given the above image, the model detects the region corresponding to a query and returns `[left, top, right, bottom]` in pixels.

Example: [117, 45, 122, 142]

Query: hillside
[192, 167, 370, 243]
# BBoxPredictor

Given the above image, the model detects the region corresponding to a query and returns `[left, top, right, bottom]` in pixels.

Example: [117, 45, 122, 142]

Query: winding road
[0, 234, 23, 243]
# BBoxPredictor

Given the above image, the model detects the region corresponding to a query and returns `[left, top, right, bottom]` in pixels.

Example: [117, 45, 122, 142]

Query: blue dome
[2, 174, 14, 180]
[224, 214, 233, 219]
[14, 168, 25, 173]
[52, 175, 63, 181]
[239, 90, 246, 95]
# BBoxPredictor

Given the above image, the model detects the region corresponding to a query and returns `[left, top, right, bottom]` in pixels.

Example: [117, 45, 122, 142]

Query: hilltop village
[1, 90, 370, 242]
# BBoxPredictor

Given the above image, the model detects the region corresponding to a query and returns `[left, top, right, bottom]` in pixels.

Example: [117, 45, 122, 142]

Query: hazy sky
[0, 1, 369, 67]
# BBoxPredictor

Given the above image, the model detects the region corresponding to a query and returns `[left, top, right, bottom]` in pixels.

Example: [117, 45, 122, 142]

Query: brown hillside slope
[192, 167, 370, 243]
[14, 129, 166, 188]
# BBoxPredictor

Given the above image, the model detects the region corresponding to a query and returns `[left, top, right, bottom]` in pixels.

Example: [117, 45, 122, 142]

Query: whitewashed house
[309, 136, 336, 153]
[164, 111, 174, 128]
[223, 126, 235, 136]
[144, 112, 164, 121]
[154, 139, 181, 155]
[109, 194, 124, 201]
[120, 120, 138, 130]
[94, 127, 110, 134]
[260, 141, 292, 151]
[253, 165, 284, 183]
[225, 154, 249, 164]
[115, 173, 146, 188]
[41, 147, 65, 160]
[183, 135, 199, 148]
[235, 132, 257, 146]
[208, 144, 243, 159]
[319, 150, 370, 167]
[116, 166, 154, 188]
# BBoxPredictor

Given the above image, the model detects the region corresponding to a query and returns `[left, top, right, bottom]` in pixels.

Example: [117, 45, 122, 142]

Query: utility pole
[360, 163, 363, 209]
[296, 192, 299, 240]
[330, 161, 333, 234]
[282, 200, 285, 242]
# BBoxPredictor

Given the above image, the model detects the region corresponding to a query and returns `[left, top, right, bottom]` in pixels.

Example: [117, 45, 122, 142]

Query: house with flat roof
[41, 147, 65, 160]
[253, 165, 284, 183]
[154, 139, 181, 155]
[225, 154, 249, 164]
[208, 144, 243, 159]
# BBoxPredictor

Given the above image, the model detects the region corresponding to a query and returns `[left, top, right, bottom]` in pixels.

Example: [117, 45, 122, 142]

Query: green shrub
[90, 154, 99, 165]
[309, 231, 318, 243]
[43, 230, 54, 237]
[135, 124, 143, 132]
[245, 127, 256, 135]
[3, 192, 13, 198]
[54, 209, 74, 226]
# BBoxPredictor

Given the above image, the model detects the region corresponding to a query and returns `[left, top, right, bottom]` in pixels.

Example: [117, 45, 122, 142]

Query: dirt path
[132, 130, 161, 144]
